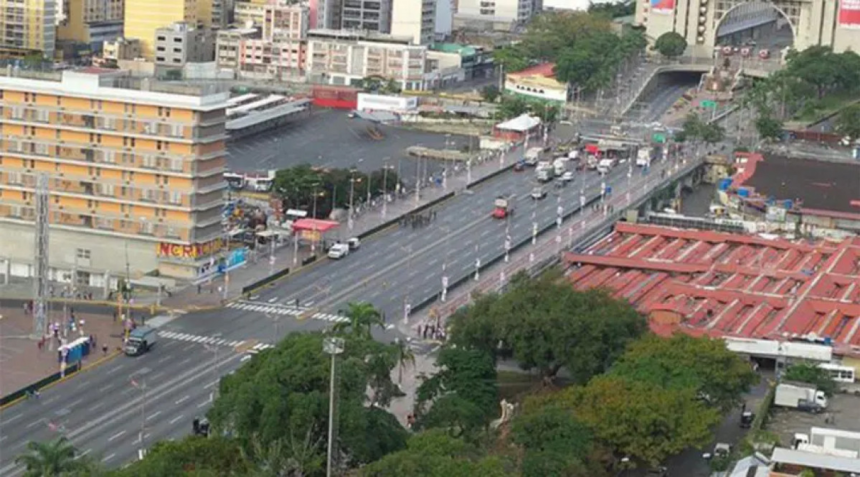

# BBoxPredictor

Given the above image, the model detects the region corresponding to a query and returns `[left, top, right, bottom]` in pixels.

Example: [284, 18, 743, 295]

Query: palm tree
[15, 437, 87, 476]
[393, 338, 416, 384]
[332, 302, 384, 338]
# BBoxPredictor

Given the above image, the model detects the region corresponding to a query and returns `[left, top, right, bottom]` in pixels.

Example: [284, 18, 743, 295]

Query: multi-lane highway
[0, 147, 679, 474]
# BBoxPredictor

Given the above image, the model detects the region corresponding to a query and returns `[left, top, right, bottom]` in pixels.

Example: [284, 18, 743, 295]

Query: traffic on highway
[0, 127, 686, 474]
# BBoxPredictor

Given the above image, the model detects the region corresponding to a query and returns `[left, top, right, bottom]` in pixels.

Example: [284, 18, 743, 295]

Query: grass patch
[793, 91, 860, 123]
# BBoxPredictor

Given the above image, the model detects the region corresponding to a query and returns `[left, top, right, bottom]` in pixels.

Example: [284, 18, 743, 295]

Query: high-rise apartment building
[57, 0, 124, 51]
[456, 0, 534, 23]
[123, 0, 198, 59]
[340, 0, 391, 33]
[0, 69, 229, 281]
[154, 22, 216, 67]
[391, 0, 435, 45]
[0, 0, 57, 59]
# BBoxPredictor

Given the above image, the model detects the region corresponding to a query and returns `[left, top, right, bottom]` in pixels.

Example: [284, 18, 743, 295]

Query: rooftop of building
[564, 222, 860, 357]
[507, 62, 557, 79]
[430, 43, 478, 57]
[733, 153, 860, 216]
[0, 67, 229, 109]
[307, 28, 416, 45]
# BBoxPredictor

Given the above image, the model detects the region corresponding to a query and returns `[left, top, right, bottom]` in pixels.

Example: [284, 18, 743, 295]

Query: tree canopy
[493, 11, 646, 92]
[112, 436, 251, 477]
[835, 104, 860, 142]
[206, 330, 408, 474]
[273, 164, 400, 219]
[511, 405, 596, 477]
[653, 32, 687, 59]
[448, 272, 647, 383]
[784, 362, 838, 397]
[678, 112, 724, 145]
[15, 436, 99, 477]
[360, 430, 514, 477]
[414, 347, 499, 436]
[609, 334, 758, 412]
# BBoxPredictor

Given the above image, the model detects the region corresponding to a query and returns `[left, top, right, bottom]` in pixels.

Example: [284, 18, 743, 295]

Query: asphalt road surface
[227, 108, 474, 184]
[0, 151, 683, 474]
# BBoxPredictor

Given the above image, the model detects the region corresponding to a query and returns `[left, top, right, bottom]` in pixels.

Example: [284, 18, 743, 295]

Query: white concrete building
[456, 0, 534, 23]
[392, 0, 436, 45]
[306, 29, 428, 91]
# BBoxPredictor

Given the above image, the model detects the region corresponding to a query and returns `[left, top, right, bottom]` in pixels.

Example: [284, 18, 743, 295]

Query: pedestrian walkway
[225, 301, 349, 324]
[156, 331, 245, 348]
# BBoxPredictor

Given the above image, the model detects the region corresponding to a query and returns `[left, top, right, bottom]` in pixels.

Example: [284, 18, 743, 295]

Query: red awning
[292, 218, 339, 233]
[585, 144, 600, 154]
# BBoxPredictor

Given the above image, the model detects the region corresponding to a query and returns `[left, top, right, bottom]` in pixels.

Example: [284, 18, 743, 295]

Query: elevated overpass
[619, 56, 782, 118]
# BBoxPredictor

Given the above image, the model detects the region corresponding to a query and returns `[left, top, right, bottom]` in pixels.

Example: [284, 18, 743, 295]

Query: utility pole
[323, 337, 345, 477]
[32, 174, 50, 339]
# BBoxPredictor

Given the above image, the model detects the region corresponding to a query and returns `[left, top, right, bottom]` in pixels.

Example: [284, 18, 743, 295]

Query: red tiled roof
[507, 63, 556, 79]
[565, 222, 860, 357]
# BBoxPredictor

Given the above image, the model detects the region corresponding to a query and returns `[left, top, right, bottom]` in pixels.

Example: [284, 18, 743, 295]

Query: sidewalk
[0, 306, 126, 396]
[156, 146, 523, 311]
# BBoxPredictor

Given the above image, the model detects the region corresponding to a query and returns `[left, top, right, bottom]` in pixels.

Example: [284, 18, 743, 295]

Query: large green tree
[511, 405, 596, 477]
[653, 32, 687, 59]
[333, 301, 385, 339]
[206, 331, 408, 473]
[448, 273, 647, 383]
[538, 375, 720, 469]
[414, 347, 498, 436]
[755, 114, 784, 141]
[835, 104, 860, 142]
[360, 430, 513, 477]
[609, 334, 759, 412]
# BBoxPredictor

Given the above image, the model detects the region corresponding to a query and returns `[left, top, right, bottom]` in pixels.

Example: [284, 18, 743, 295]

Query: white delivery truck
[774, 382, 828, 412]
[636, 148, 652, 167]
[524, 147, 543, 166]
[124, 326, 158, 356]
[597, 158, 614, 175]
[553, 158, 568, 176]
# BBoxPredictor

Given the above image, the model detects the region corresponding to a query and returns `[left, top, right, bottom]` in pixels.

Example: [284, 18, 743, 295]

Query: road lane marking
[2, 413, 22, 425]
[168, 414, 184, 425]
[197, 400, 210, 408]
[145, 411, 162, 421]
[102, 453, 116, 463]
[26, 419, 44, 429]
[106, 364, 126, 375]
[150, 372, 165, 380]
[179, 358, 192, 366]
[76, 448, 92, 459]
[67, 398, 83, 409]
[204, 380, 219, 389]
[175, 395, 190, 405]
[107, 430, 126, 442]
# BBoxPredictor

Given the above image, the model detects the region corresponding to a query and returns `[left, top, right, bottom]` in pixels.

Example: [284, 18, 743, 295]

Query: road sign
[701, 100, 717, 109]
[652, 133, 666, 143]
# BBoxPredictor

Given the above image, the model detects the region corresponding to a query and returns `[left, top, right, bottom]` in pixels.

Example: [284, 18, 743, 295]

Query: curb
[0, 350, 122, 411]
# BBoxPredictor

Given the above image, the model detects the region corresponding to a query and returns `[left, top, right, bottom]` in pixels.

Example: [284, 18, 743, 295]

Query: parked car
[347, 237, 361, 250]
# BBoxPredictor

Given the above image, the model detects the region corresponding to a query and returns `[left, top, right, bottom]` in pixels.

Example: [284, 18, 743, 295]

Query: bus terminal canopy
[292, 219, 339, 233]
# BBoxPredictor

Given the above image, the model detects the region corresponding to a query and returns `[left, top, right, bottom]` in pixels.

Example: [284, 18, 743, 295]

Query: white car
[560, 171, 575, 182]
[531, 187, 547, 200]
[327, 243, 350, 259]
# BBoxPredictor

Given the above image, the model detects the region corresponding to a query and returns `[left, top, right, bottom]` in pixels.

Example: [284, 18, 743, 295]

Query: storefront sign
[841, 0, 860, 28]
[158, 238, 223, 259]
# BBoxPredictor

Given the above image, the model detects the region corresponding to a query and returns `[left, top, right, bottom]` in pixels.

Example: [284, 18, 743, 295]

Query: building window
[75, 248, 91, 260]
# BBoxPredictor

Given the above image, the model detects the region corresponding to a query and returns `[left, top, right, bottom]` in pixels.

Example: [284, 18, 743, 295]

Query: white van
[597, 158, 614, 175]
[328, 243, 350, 259]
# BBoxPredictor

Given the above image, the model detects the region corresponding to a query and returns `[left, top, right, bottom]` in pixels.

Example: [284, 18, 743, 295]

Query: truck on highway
[492, 196, 514, 219]
[536, 167, 553, 182]
[774, 382, 828, 412]
[524, 147, 543, 166]
[636, 147, 653, 167]
[596, 158, 615, 175]
[553, 158, 568, 176]
[124, 326, 158, 356]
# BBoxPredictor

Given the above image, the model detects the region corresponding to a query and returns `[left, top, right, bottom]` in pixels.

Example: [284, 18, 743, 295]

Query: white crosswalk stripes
[247, 343, 275, 355]
[158, 331, 243, 347]
[226, 301, 350, 324]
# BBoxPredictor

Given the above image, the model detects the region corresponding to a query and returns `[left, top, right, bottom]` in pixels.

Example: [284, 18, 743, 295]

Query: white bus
[818, 363, 856, 383]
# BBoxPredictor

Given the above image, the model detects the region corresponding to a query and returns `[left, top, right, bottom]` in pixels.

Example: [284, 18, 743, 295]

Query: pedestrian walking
[102, 344, 108, 356]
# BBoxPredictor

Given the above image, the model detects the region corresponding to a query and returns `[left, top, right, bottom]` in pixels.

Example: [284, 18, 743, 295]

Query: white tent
[495, 114, 541, 132]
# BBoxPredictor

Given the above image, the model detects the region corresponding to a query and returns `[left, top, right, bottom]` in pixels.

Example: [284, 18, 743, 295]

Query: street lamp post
[323, 337, 345, 477]
[348, 174, 356, 231]
[381, 160, 391, 217]
[415, 153, 422, 204]
[203, 335, 220, 402]
[131, 378, 147, 460]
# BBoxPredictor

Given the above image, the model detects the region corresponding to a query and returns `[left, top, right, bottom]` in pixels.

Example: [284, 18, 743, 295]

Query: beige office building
[0, 0, 57, 58]
[391, 0, 436, 45]
[123, 0, 198, 59]
[636, 0, 860, 55]
[0, 68, 229, 283]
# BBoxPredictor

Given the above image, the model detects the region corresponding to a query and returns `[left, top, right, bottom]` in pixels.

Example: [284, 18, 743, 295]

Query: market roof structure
[495, 113, 541, 132]
[565, 222, 860, 357]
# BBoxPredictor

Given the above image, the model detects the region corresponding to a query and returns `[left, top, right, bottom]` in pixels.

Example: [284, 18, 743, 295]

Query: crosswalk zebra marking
[158, 331, 241, 348]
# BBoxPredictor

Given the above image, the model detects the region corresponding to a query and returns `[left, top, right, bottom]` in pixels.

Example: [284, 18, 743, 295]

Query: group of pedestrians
[416, 322, 446, 342]
[400, 210, 437, 229]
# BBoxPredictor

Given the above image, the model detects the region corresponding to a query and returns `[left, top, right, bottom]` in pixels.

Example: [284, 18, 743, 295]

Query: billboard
[840, 0, 860, 28]
[650, 0, 675, 14]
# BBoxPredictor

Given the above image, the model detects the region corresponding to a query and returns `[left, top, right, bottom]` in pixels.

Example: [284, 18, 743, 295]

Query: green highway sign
[701, 100, 717, 109]
[652, 133, 666, 143]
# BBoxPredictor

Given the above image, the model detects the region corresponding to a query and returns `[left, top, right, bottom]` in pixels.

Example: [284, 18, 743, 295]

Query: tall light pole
[381, 161, 391, 218]
[131, 378, 147, 460]
[203, 334, 220, 402]
[348, 173, 356, 231]
[415, 153, 422, 204]
[324, 337, 345, 477]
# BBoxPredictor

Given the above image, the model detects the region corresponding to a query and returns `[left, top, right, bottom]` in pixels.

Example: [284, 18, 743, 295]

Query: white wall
[435, 0, 453, 37]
